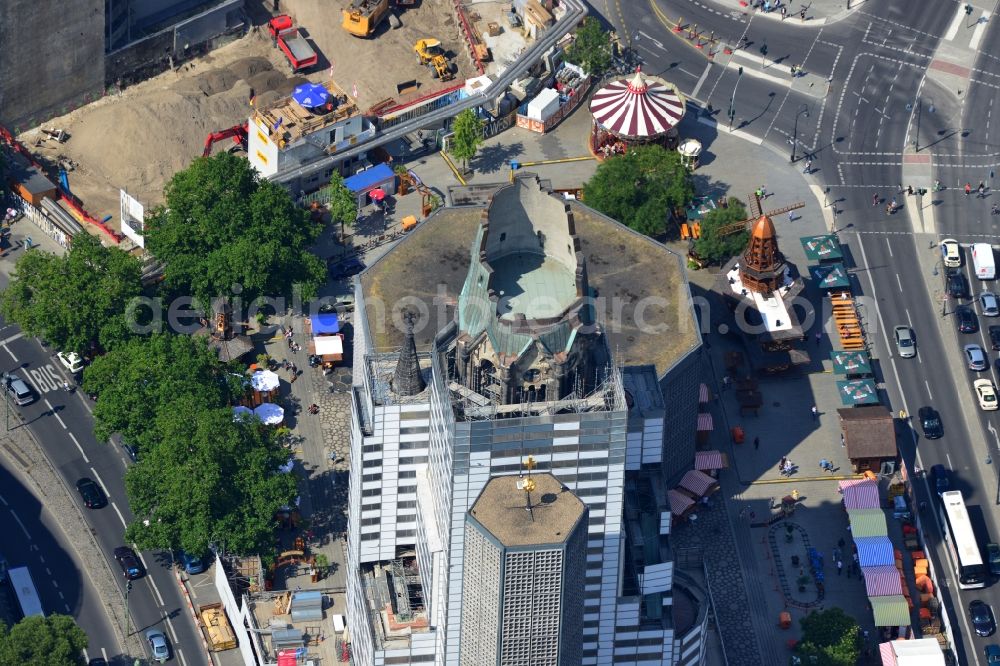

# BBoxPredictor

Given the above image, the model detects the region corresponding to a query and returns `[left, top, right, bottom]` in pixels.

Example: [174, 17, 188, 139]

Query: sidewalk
[706, 0, 870, 27]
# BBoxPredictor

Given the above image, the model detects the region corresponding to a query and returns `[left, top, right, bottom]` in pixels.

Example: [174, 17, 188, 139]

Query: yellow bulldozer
[414, 38, 455, 81]
[342, 0, 389, 37]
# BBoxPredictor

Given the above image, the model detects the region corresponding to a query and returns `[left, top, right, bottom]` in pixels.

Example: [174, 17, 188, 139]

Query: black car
[113, 546, 145, 580]
[75, 478, 107, 509]
[329, 256, 365, 280]
[958, 306, 979, 333]
[948, 270, 969, 299]
[918, 406, 943, 439]
[971, 600, 996, 637]
[931, 464, 950, 496]
[990, 326, 1000, 350]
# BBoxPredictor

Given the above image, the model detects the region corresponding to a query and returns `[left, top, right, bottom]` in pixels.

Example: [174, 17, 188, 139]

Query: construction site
[8, 0, 538, 238]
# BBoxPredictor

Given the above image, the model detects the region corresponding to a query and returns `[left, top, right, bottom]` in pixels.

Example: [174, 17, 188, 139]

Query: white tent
[313, 336, 344, 357]
[878, 638, 945, 666]
[251, 370, 281, 392]
[253, 402, 285, 425]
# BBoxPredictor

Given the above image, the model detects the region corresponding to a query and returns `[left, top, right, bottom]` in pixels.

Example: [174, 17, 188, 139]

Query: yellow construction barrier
[440, 152, 466, 185]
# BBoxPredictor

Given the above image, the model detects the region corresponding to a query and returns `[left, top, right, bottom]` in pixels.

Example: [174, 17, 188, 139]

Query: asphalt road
[0, 316, 205, 666]
[0, 460, 118, 661]
[588, 0, 1000, 662]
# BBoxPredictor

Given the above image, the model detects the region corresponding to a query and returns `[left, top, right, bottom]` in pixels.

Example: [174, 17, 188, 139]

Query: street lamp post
[791, 105, 810, 163]
[729, 66, 744, 131]
[913, 96, 921, 151]
[124, 580, 132, 637]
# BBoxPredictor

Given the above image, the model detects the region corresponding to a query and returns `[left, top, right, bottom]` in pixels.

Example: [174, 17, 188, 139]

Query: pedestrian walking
[979, 181, 987, 197]
[837, 560, 843, 575]
[833, 546, 841, 561]
[788, 211, 795, 223]
[803, 159, 811, 173]
[753, 436, 760, 450]
[907, 185, 914, 196]
[761, 185, 768, 198]
[965, 182, 972, 196]
[872, 192, 879, 207]
[290, 372, 298, 384]
[992, 203, 1000, 215]
[811, 405, 819, 420]
[800, 7, 806, 20]
[840, 433, 845, 447]
[722, 374, 732, 390]
[779, 456, 787, 471]
[815, 331, 822, 346]
[838, 537, 846, 549]
[781, 6, 787, 19]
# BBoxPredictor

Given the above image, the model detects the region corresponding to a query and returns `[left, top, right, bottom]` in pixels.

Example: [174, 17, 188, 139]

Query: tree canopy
[125, 396, 297, 555]
[327, 172, 357, 238]
[693, 198, 750, 264]
[450, 109, 485, 169]
[83, 333, 235, 450]
[564, 17, 613, 76]
[145, 152, 326, 307]
[582, 145, 694, 237]
[796, 607, 861, 666]
[0, 614, 88, 666]
[0, 232, 143, 355]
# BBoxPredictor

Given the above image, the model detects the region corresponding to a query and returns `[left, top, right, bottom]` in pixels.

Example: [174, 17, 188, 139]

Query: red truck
[268, 15, 318, 72]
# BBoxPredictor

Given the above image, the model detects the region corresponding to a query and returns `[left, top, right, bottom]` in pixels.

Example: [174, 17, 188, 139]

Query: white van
[972, 243, 996, 280]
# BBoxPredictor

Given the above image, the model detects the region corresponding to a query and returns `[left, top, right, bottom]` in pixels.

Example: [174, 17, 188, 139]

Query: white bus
[939, 491, 986, 589]
[7, 566, 44, 619]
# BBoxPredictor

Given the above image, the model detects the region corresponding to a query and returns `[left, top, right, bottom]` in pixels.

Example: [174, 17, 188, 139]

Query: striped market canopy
[590, 68, 685, 139]
[668, 489, 695, 517]
[862, 565, 903, 597]
[848, 508, 888, 538]
[694, 450, 727, 471]
[842, 480, 880, 509]
[870, 595, 911, 627]
[855, 536, 895, 567]
[678, 469, 719, 498]
[696, 413, 714, 432]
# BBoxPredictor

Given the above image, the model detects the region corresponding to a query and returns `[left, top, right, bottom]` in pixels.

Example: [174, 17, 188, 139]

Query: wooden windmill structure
[717, 191, 806, 237]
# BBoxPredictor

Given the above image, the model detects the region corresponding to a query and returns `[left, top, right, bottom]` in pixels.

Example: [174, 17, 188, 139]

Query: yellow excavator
[414, 38, 455, 81]
[342, 0, 389, 38]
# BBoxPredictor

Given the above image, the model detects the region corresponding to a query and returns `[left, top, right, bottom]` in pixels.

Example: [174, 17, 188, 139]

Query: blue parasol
[291, 83, 331, 109]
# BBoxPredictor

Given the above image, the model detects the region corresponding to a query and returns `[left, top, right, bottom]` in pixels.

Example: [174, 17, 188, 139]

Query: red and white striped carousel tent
[589, 67, 686, 141]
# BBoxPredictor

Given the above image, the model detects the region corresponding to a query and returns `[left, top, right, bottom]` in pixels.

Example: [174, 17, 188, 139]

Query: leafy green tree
[693, 198, 750, 264]
[145, 152, 326, 307]
[795, 607, 861, 666]
[450, 109, 485, 171]
[0, 232, 143, 355]
[83, 333, 234, 451]
[124, 397, 297, 555]
[582, 145, 694, 237]
[0, 614, 88, 666]
[327, 172, 357, 240]
[564, 17, 613, 76]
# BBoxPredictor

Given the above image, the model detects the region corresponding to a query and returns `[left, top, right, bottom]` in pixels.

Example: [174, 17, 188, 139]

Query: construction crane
[716, 193, 806, 236]
[414, 39, 455, 81]
[342, 0, 389, 38]
[202, 123, 249, 158]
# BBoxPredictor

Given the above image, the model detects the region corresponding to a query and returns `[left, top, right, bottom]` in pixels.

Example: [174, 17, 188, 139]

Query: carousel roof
[589, 68, 685, 138]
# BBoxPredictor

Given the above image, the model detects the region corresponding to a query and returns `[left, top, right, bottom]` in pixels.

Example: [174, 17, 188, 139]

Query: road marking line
[178, 647, 189, 666]
[83, 649, 89, 663]
[102, 648, 108, 663]
[691, 62, 713, 100]
[68, 432, 90, 464]
[924, 379, 934, 400]
[0, 333, 23, 346]
[45, 568, 52, 576]
[111, 502, 127, 530]
[969, 12, 989, 50]
[636, 30, 665, 51]
[696, 116, 764, 145]
[723, 56, 792, 88]
[896, 273, 903, 292]
[37, 555, 43, 564]
[885, 236, 893, 256]
[90, 467, 112, 499]
[906, 308, 913, 328]
[9, 509, 31, 540]
[0, 493, 7, 507]
[43, 399, 66, 429]
[943, 4, 965, 41]
[947, 453, 954, 469]
[165, 615, 179, 642]
[3, 345, 17, 362]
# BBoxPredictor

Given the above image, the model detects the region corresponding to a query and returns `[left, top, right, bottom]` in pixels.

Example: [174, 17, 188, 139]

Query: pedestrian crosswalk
[942, 3, 990, 50]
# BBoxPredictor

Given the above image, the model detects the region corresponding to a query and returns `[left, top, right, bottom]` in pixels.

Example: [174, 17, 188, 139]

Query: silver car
[965, 344, 988, 371]
[894, 325, 916, 358]
[146, 628, 169, 662]
[982, 292, 1000, 317]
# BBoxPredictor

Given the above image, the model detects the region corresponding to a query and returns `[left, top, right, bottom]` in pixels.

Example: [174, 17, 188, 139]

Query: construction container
[198, 603, 237, 651]
[290, 590, 324, 622]
[526, 88, 560, 121]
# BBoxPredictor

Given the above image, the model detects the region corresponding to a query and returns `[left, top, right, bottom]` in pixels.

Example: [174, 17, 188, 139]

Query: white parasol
[232, 405, 254, 421]
[251, 370, 281, 392]
[278, 458, 295, 474]
[254, 402, 285, 425]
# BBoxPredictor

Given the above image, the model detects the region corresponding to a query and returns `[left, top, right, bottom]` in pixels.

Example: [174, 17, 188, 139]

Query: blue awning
[855, 536, 894, 567]
[311, 313, 340, 334]
[343, 163, 394, 194]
